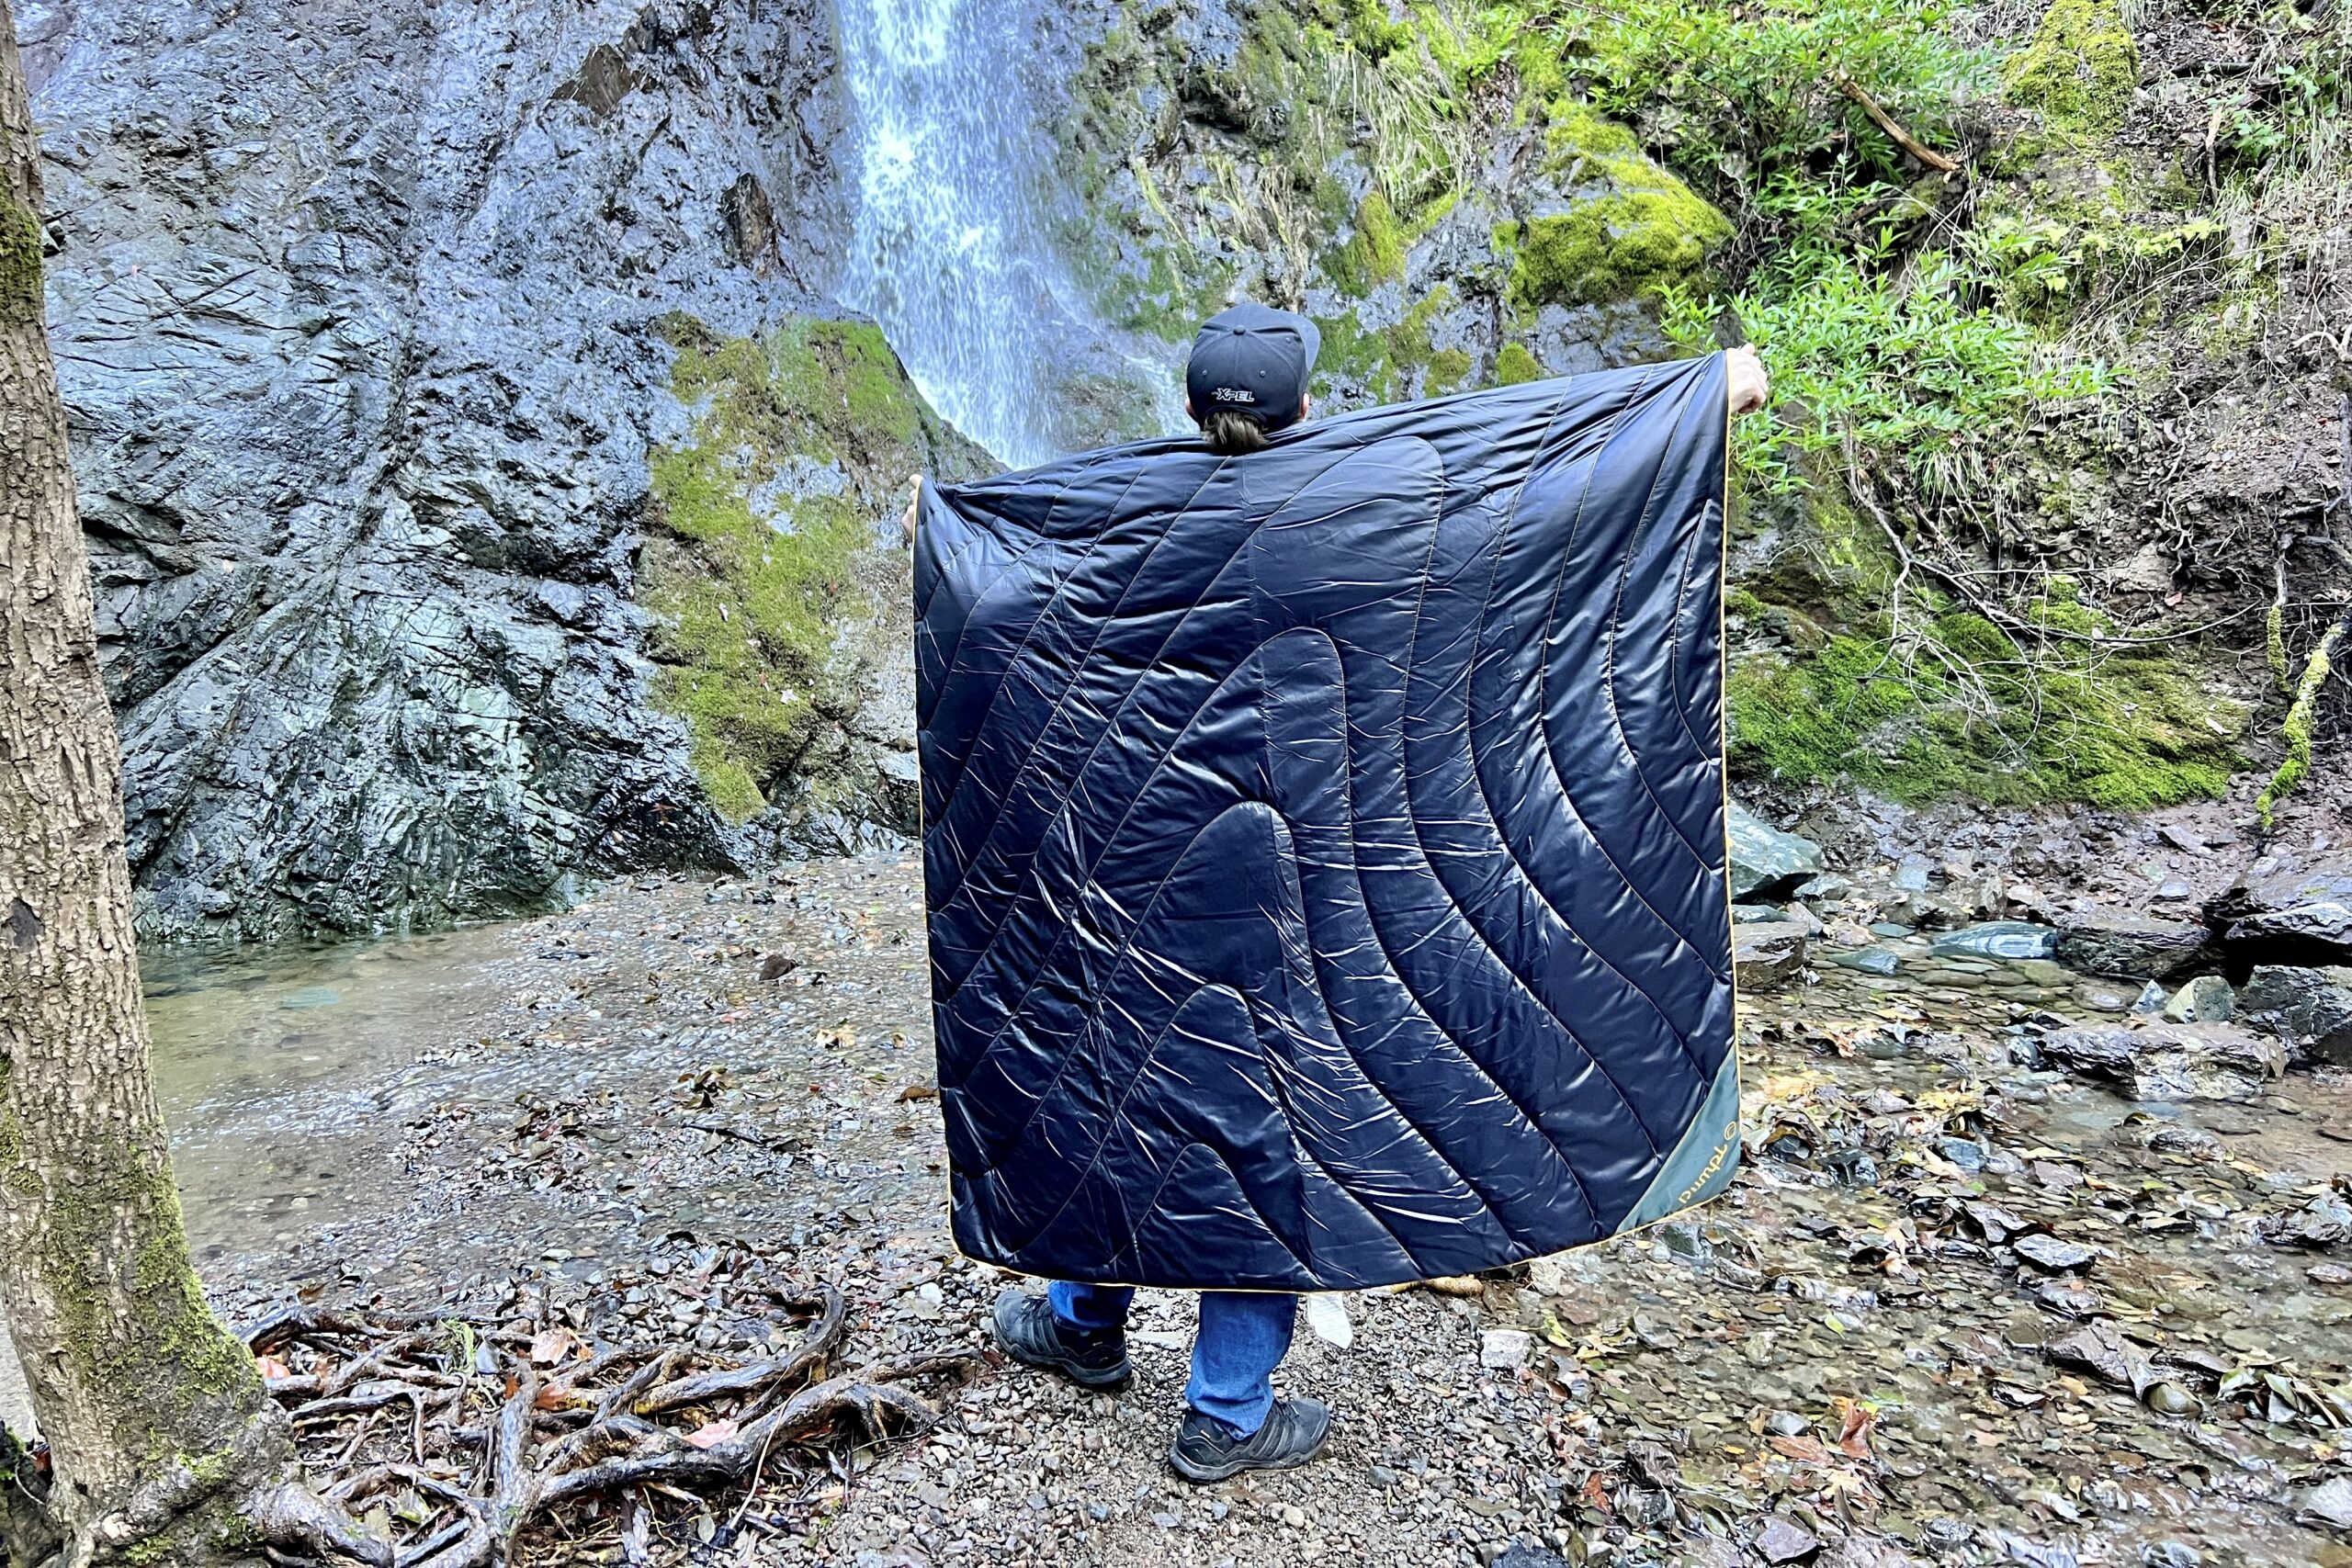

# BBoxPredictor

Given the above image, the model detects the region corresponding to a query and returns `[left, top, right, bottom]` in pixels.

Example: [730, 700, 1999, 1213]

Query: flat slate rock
[2038, 1021, 2287, 1103]
[1729, 801, 1826, 901]
[2211, 853, 2352, 958]
[2054, 908, 2212, 979]
[1930, 921, 2057, 961]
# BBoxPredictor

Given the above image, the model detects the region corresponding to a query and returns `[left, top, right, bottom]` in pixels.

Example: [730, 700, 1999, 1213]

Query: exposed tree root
[234, 1284, 978, 1568]
[6, 1285, 973, 1568]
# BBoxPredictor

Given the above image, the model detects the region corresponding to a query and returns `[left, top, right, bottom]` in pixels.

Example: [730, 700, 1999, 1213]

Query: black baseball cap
[1185, 303, 1320, 434]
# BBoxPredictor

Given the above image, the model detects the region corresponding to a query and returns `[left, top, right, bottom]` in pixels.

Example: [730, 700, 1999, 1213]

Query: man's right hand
[901, 474, 922, 545]
[1726, 347, 1769, 419]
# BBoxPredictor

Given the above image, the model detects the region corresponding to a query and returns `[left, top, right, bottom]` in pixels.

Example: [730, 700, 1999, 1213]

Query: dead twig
[1832, 69, 1961, 174]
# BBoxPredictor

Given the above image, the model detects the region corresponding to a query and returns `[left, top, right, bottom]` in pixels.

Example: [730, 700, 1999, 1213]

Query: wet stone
[1479, 1329, 1532, 1371]
[2213, 854, 2352, 958]
[1735, 925, 1808, 991]
[1926, 921, 2030, 962]
[1754, 1516, 1821, 1563]
[2055, 908, 2214, 979]
[2162, 975, 2235, 1024]
[2072, 981, 2136, 1014]
[2013, 1234, 2097, 1273]
[1729, 801, 1826, 899]
[2235, 964, 2352, 1066]
[2040, 1021, 2287, 1102]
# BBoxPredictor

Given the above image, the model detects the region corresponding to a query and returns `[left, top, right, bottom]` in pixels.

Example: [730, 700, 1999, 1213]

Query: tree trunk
[0, 7, 316, 1562]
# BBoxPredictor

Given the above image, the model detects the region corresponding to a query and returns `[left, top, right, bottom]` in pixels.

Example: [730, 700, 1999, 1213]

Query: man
[961, 303, 1770, 1485]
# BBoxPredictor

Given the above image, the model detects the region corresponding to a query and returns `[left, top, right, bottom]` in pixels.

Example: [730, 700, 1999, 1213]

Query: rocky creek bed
[7, 849, 2350, 1568]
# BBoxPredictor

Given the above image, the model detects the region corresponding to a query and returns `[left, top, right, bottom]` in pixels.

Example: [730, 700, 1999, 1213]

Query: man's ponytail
[1201, 409, 1271, 457]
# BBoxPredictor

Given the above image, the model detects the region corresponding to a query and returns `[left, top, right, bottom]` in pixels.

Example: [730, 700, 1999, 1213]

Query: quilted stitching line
[1246, 630, 1600, 1251]
[1663, 511, 1717, 761]
[998, 976, 1421, 1281]
[932, 446, 1378, 998]
[921, 463, 1175, 819]
[924, 452, 1307, 930]
[944, 617, 1582, 1257]
[1466, 375, 1715, 1079]
[1361, 450, 1668, 1175]
[1596, 367, 1721, 871]
[1304, 622, 1627, 1213]
[1515, 370, 1719, 970]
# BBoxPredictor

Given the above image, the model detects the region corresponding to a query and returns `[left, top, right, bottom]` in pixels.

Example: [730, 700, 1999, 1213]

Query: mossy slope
[640, 314, 984, 822]
[2004, 0, 2140, 135]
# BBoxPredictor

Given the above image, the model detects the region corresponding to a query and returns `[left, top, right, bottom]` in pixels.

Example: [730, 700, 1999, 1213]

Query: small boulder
[1479, 1328, 1532, 1371]
[1930, 921, 2057, 962]
[1734, 925, 1807, 991]
[2235, 964, 2352, 1066]
[1728, 801, 1826, 900]
[1886, 892, 1968, 931]
[2054, 907, 2212, 979]
[2297, 1473, 2352, 1534]
[2211, 855, 2352, 959]
[2071, 980, 2135, 1014]
[2038, 1021, 2286, 1102]
[2160, 975, 2235, 1024]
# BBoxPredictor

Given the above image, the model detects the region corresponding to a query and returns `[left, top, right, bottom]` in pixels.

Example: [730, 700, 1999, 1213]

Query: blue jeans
[1048, 1281, 1295, 1436]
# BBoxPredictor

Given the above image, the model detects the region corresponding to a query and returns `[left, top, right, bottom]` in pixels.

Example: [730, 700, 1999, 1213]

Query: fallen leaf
[1768, 1433, 1830, 1463]
[529, 1327, 583, 1366]
[1833, 1396, 1877, 1461]
[896, 1082, 940, 1102]
[682, 1418, 739, 1450]
[255, 1353, 293, 1381]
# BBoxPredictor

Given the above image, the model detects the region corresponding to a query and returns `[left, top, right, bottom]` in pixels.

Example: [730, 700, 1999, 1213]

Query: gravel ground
[52, 850, 2352, 1568]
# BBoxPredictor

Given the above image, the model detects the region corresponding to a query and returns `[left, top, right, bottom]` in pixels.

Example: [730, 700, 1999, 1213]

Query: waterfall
[834, 0, 1188, 469]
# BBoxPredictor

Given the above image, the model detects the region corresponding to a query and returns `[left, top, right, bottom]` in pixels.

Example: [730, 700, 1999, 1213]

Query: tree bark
[0, 5, 300, 1560]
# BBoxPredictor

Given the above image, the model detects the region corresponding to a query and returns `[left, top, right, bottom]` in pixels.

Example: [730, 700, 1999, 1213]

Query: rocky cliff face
[1044, 0, 1702, 424]
[22, 0, 977, 938]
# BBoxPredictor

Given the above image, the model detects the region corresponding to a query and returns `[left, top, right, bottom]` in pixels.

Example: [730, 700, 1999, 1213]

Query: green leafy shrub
[1558, 0, 1987, 259]
[1660, 248, 2108, 496]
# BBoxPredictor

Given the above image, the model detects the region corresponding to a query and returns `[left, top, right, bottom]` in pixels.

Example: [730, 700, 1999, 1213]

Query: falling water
[834, 0, 1188, 469]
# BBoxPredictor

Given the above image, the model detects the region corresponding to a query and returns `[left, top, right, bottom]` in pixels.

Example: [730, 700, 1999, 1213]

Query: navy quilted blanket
[912, 353, 1741, 1292]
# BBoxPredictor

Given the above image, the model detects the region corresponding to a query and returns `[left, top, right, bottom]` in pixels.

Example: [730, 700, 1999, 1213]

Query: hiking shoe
[1168, 1395, 1331, 1483]
[989, 1288, 1132, 1390]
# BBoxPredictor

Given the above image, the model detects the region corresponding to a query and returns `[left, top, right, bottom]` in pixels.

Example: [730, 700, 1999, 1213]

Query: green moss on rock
[2004, 0, 2140, 135]
[1502, 105, 1731, 310]
[1331, 189, 1408, 297]
[642, 314, 952, 820]
[1730, 610, 2243, 811]
[1312, 286, 1464, 405]
[1495, 342, 1546, 385]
